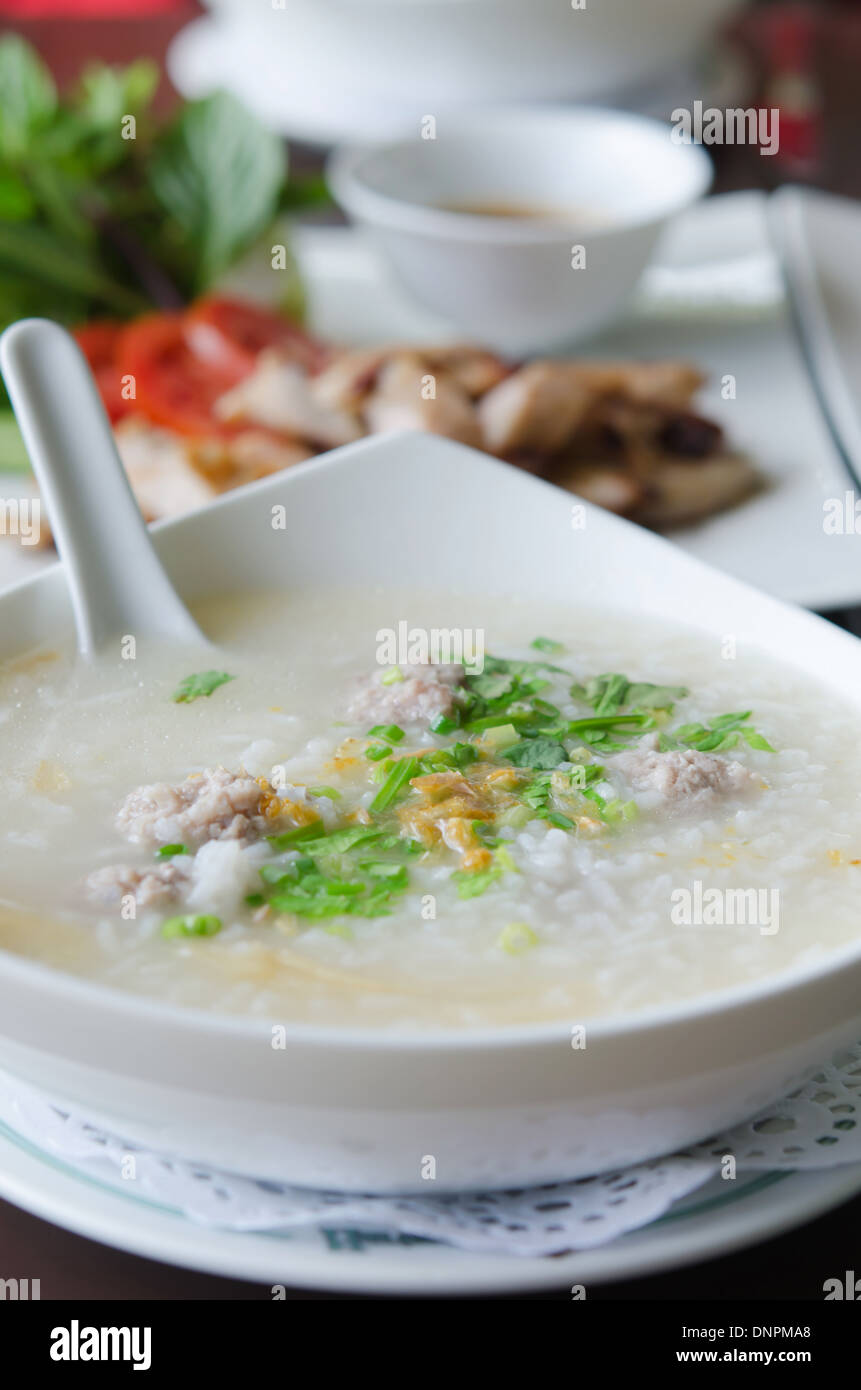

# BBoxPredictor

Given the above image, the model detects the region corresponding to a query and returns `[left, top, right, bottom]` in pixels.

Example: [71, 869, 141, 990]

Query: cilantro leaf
[505, 737, 567, 770]
[172, 670, 236, 704]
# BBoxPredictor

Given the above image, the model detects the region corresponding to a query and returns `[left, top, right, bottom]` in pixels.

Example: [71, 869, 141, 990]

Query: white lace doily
[1, 1043, 860, 1259]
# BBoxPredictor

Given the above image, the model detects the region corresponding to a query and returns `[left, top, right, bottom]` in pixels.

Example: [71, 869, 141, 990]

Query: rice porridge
[0, 587, 859, 1029]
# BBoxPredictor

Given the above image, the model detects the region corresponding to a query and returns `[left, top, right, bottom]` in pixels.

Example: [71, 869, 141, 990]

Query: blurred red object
[731, 0, 861, 194]
[0, 2, 183, 13]
[760, 3, 823, 175]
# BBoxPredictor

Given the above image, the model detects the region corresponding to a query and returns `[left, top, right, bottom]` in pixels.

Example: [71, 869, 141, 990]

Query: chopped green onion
[367, 724, 405, 743]
[531, 637, 565, 654]
[304, 826, 385, 855]
[380, 666, 404, 685]
[566, 714, 652, 734]
[452, 865, 502, 899]
[463, 712, 536, 732]
[245, 893, 265, 908]
[259, 863, 295, 886]
[430, 712, 458, 735]
[450, 742, 478, 769]
[161, 914, 222, 940]
[497, 922, 538, 954]
[269, 893, 354, 917]
[309, 785, 341, 800]
[711, 710, 751, 729]
[480, 723, 519, 752]
[370, 755, 419, 813]
[266, 822, 325, 850]
[366, 743, 392, 761]
[742, 729, 775, 752]
[155, 843, 186, 859]
[360, 862, 409, 888]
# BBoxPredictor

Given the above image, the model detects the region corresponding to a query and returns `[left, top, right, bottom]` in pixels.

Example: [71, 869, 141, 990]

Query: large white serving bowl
[197, 0, 745, 114]
[328, 108, 712, 352]
[1, 431, 860, 1193]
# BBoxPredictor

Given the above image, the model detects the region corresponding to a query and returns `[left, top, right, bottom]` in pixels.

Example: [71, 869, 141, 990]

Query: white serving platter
[294, 192, 861, 612]
[1, 192, 858, 611]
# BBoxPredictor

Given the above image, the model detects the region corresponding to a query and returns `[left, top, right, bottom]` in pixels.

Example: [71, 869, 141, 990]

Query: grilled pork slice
[115, 418, 312, 522]
[552, 451, 758, 527]
[477, 359, 707, 458]
[633, 455, 760, 529]
[555, 465, 646, 516]
[422, 345, 510, 398]
[314, 344, 510, 415]
[362, 354, 482, 446]
[215, 351, 363, 447]
[573, 360, 704, 410]
[115, 419, 220, 519]
[478, 363, 594, 455]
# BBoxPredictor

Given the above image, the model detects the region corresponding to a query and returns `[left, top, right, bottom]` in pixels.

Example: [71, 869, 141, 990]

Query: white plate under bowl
[1, 1112, 859, 1294]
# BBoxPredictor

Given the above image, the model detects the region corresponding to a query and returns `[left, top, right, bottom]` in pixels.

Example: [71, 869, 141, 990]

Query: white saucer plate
[1, 1115, 859, 1295]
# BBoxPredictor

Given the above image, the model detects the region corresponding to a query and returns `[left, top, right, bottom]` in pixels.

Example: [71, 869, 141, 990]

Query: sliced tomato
[115, 313, 241, 437]
[184, 296, 328, 381]
[73, 320, 132, 423]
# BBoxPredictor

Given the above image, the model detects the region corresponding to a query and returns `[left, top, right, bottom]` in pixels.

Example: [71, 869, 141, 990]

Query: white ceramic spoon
[0, 317, 204, 656]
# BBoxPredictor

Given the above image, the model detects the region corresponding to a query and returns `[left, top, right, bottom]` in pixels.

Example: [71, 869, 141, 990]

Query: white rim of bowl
[2, 920, 861, 1054]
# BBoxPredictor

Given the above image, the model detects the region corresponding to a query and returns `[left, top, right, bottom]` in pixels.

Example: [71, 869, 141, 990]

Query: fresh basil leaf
[149, 92, 285, 291]
[75, 59, 158, 131]
[0, 36, 57, 160]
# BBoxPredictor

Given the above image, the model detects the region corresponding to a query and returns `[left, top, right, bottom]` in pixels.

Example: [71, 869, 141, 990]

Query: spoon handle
[0, 318, 203, 656]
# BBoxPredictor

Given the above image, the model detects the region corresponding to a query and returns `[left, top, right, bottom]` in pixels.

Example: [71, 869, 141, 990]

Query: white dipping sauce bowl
[327, 107, 713, 354]
[1, 433, 861, 1193]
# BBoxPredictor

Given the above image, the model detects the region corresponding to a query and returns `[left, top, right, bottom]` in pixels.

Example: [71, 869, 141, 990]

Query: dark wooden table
[2, 0, 860, 1301]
